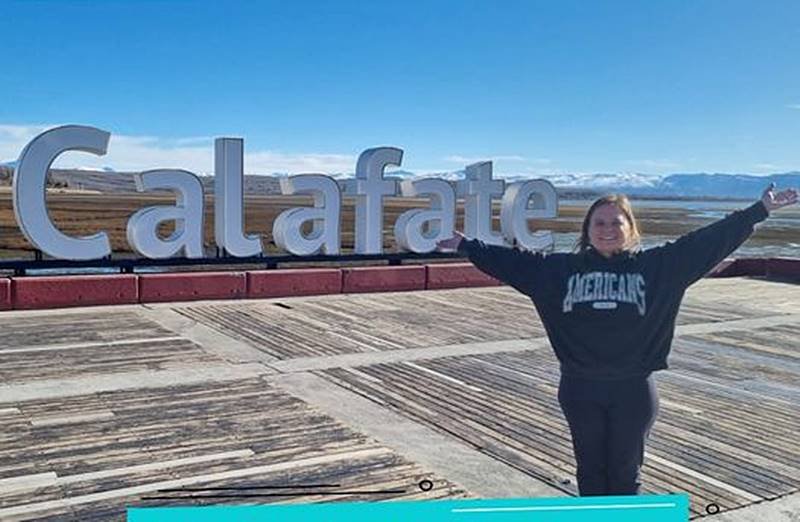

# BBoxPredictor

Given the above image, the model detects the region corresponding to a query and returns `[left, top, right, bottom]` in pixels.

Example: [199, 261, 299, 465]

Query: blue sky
[1, 0, 799, 177]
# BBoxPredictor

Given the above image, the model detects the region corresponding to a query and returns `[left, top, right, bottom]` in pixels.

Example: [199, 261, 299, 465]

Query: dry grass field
[0, 190, 795, 259]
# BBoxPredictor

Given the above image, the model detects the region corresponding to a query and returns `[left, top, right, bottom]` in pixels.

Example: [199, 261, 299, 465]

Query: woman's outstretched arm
[653, 184, 798, 287]
[436, 231, 549, 296]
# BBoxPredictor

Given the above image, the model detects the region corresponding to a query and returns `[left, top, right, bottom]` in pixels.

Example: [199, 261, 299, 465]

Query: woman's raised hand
[436, 230, 466, 252]
[761, 183, 799, 212]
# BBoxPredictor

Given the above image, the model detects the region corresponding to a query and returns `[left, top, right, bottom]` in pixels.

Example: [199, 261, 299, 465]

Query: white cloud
[622, 159, 680, 171]
[786, 104, 800, 110]
[444, 154, 532, 164]
[244, 150, 355, 174]
[514, 167, 586, 178]
[0, 123, 355, 175]
[170, 136, 215, 146]
[753, 162, 783, 172]
[0, 124, 53, 162]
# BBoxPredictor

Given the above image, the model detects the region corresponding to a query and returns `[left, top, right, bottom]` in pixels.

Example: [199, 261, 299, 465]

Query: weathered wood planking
[2, 277, 798, 520]
[486, 349, 800, 497]
[671, 300, 777, 325]
[0, 311, 176, 350]
[0, 339, 222, 384]
[319, 332, 800, 517]
[175, 291, 550, 360]
[175, 280, 782, 362]
[0, 378, 467, 520]
[0, 309, 233, 385]
[685, 325, 800, 362]
[670, 336, 800, 392]
[165, 278, 799, 517]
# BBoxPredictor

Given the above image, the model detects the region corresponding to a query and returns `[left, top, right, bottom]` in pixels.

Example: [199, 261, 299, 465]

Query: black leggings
[557, 373, 659, 496]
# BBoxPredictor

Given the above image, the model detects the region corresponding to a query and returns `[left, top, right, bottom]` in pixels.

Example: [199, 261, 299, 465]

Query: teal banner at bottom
[128, 494, 689, 522]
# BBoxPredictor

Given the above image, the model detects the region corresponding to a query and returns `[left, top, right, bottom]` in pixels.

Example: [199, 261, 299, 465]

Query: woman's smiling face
[588, 203, 632, 257]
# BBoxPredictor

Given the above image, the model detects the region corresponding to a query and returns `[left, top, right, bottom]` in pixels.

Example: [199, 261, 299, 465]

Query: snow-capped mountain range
[0, 161, 798, 199]
[376, 170, 800, 199]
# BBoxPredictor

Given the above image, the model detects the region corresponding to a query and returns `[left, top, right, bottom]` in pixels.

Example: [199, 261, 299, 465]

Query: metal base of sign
[2, 251, 463, 276]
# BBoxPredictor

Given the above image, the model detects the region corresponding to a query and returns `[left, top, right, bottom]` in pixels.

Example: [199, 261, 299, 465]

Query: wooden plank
[319, 342, 799, 515]
[0, 377, 467, 520]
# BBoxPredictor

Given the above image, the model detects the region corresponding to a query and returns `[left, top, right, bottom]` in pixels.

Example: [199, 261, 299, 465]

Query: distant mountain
[654, 173, 800, 199]
[0, 165, 796, 200]
[379, 170, 794, 200]
[528, 172, 800, 200]
[534, 172, 662, 190]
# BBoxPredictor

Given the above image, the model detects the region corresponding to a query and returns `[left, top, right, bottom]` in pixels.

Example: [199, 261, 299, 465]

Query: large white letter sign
[13, 125, 112, 260]
[273, 174, 341, 255]
[126, 170, 205, 258]
[353, 147, 400, 254]
[394, 178, 455, 253]
[500, 180, 558, 251]
[460, 162, 505, 245]
[214, 138, 262, 257]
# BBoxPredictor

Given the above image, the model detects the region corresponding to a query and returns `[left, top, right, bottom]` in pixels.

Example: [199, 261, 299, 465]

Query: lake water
[549, 233, 799, 258]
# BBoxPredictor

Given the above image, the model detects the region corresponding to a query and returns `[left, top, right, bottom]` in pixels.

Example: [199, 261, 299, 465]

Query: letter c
[13, 125, 112, 260]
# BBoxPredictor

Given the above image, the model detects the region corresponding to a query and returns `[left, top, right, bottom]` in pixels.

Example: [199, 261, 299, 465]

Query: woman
[436, 184, 798, 496]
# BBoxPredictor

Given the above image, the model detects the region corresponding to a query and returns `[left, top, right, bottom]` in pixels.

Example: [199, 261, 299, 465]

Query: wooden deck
[1, 276, 798, 520]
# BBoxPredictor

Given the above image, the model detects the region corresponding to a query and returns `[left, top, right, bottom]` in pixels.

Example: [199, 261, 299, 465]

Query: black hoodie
[457, 201, 769, 379]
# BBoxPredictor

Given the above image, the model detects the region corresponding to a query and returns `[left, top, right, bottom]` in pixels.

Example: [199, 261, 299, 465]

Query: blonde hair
[575, 194, 641, 253]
